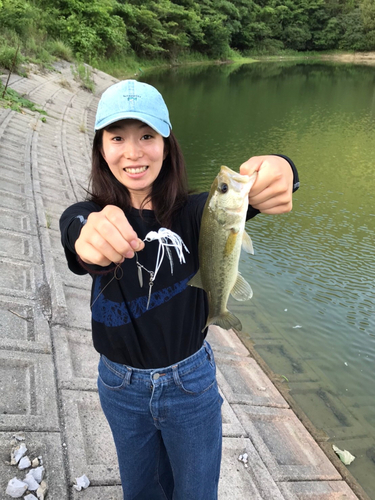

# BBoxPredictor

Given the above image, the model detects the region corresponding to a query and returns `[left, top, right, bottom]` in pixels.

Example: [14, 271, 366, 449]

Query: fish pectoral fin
[204, 311, 242, 332]
[187, 269, 204, 289]
[242, 231, 254, 255]
[230, 273, 253, 301]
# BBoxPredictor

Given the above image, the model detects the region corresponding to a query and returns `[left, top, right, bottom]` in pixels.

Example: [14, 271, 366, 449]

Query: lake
[141, 60, 375, 498]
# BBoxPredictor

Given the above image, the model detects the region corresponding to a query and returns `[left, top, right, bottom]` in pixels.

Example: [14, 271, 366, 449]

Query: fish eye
[219, 183, 228, 193]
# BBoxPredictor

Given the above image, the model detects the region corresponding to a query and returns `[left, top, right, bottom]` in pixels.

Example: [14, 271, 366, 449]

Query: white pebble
[24, 495, 38, 500]
[24, 472, 40, 491]
[5, 477, 28, 498]
[238, 452, 248, 465]
[28, 465, 45, 483]
[18, 456, 31, 470]
[73, 474, 90, 491]
[10, 443, 27, 465]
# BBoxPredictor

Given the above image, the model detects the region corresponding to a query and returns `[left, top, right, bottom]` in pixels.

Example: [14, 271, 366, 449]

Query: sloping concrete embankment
[0, 62, 365, 499]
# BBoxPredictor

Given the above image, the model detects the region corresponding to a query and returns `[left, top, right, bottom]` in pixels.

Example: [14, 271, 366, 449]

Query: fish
[188, 165, 257, 331]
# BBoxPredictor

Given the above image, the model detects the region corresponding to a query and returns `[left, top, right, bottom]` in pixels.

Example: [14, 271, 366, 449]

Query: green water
[142, 61, 375, 498]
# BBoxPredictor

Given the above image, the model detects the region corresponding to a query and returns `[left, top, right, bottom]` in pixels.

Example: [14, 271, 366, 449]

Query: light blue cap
[94, 80, 172, 137]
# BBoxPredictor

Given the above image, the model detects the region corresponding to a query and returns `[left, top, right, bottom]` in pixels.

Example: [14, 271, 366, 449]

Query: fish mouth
[219, 165, 257, 194]
[220, 165, 256, 184]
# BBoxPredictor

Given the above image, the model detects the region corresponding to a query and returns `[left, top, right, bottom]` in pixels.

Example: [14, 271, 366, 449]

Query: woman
[60, 79, 299, 500]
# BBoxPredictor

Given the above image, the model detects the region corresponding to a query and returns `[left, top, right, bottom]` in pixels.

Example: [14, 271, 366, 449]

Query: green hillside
[1, 0, 375, 76]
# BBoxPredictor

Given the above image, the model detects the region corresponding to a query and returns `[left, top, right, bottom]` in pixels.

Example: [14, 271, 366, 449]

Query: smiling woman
[59, 78, 297, 500]
[100, 120, 167, 208]
[88, 81, 189, 232]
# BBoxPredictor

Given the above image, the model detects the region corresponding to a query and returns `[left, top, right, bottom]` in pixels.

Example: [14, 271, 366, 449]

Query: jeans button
[153, 373, 160, 380]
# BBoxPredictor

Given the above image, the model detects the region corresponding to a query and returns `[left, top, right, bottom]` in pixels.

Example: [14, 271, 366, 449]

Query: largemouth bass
[188, 166, 257, 331]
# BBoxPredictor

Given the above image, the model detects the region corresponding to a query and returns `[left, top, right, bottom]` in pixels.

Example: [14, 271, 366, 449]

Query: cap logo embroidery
[124, 94, 141, 101]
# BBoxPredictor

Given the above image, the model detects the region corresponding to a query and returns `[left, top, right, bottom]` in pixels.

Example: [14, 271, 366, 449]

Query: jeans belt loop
[172, 364, 179, 385]
[125, 366, 133, 385]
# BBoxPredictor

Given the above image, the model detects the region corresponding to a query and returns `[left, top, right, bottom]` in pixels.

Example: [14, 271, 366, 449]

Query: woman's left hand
[240, 155, 294, 214]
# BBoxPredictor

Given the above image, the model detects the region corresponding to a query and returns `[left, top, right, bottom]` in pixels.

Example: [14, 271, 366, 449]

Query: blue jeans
[97, 341, 223, 500]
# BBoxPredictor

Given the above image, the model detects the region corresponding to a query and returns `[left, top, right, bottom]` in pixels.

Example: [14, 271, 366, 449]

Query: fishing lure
[90, 228, 189, 310]
[136, 228, 190, 309]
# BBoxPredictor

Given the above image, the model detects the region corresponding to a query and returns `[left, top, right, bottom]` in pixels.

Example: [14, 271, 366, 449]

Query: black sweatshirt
[60, 158, 299, 369]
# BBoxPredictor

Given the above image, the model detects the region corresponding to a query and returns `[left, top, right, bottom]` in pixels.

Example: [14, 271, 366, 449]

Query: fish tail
[204, 311, 242, 332]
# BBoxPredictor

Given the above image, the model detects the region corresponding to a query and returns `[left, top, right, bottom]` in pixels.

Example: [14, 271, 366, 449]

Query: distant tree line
[1, 0, 375, 62]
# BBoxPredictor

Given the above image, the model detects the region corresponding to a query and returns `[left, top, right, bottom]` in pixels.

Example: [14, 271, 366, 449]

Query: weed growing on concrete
[0, 82, 47, 117]
[71, 63, 95, 93]
[59, 78, 72, 91]
[45, 213, 51, 229]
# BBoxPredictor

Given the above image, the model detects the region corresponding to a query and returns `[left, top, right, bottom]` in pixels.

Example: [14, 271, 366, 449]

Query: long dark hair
[88, 128, 189, 228]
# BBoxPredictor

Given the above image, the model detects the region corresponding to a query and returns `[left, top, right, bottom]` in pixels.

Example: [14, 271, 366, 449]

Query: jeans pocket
[176, 356, 216, 396]
[98, 356, 128, 391]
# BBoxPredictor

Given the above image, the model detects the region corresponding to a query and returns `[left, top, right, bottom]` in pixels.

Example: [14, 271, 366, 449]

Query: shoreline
[246, 51, 375, 66]
[319, 51, 375, 64]
[2, 50, 375, 92]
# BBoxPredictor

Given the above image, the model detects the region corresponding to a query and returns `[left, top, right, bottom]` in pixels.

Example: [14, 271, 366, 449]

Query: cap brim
[95, 111, 171, 137]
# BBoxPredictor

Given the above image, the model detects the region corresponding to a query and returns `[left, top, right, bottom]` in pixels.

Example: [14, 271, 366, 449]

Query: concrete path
[0, 61, 365, 499]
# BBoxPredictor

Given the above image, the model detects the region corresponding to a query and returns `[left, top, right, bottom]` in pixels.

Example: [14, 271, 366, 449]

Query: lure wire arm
[136, 228, 190, 310]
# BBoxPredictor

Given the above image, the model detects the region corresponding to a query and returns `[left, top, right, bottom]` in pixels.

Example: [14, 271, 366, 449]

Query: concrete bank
[0, 61, 366, 499]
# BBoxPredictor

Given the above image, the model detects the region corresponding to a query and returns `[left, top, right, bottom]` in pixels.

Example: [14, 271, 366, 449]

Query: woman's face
[101, 119, 167, 208]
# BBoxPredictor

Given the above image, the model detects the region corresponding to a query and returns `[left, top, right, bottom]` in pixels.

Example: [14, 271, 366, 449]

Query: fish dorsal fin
[188, 269, 204, 289]
[231, 273, 253, 301]
[242, 231, 254, 255]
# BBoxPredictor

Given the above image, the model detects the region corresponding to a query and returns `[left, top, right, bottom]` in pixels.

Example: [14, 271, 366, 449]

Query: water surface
[142, 61, 375, 498]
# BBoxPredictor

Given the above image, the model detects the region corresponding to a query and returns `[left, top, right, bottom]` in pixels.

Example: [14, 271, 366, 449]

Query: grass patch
[45, 40, 73, 62]
[45, 212, 51, 228]
[71, 62, 95, 92]
[243, 49, 337, 62]
[94, 52, 216, 80]
[59, 78, 73, 91]
[173, 51, 212, 64]
[0, 82, 47, 116]
[0, 45, 23, 71]
[0, 30, 72, 73]
[95, 54, 156, 79]
[24, 37, 51, 62]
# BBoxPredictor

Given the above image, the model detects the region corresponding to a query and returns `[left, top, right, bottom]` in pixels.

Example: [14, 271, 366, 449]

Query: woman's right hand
[75, 205, 145, 266]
